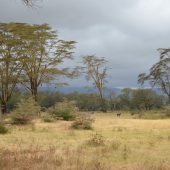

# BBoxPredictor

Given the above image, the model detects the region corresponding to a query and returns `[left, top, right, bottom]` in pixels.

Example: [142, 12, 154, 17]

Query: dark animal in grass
[117, 112, 121, 117]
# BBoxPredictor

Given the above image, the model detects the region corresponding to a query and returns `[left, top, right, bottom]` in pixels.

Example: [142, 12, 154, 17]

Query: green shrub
[71, 113, 94, 130]
[11, 97, 40, 125]
[48, 100, 78, 121]
[0, 125, 8, 134]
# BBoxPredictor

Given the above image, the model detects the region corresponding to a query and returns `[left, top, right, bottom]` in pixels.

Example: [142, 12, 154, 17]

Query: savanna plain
[1, 112, 170, 170]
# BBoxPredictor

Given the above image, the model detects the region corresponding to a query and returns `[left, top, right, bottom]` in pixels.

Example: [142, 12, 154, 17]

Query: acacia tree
[0, 22, 76, 113]
[138, 48, 170, 102]
[0, 23, 25, 114]
[18, 23, 76, 101]
[83, 55, 108, 112]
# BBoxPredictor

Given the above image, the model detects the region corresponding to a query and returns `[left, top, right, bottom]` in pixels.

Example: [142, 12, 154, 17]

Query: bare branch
[22, 0, 41, 7]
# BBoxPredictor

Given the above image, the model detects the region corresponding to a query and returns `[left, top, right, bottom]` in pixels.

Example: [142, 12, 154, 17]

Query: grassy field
[1, 112, 170, 170]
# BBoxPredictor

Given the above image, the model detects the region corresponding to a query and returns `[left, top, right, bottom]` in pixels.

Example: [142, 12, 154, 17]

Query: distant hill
[38, 86, 122, 95]
[38, 86, 164, 96]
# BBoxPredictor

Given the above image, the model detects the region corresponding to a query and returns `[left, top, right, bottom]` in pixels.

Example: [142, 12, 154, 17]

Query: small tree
[11, 97, 40, 124]
[83, 55, 108, 112]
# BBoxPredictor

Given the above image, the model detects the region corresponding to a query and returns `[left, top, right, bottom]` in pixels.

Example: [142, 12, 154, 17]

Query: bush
[0, 125, 8, 134]
[42, 113, 54, 123]
[43, 117, 54, 123]
[48, 100, 78, 121]
[11, 97, 40, 125]
[71, 113, 94, 130]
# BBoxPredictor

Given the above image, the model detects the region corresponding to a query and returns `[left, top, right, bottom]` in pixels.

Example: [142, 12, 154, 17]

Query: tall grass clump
[0, 124, 8, 134]
[88, 132, 106, 146]
[11, 97, 40, 125]
[0, 112, 8, 134]
[71, 113, 94, 130]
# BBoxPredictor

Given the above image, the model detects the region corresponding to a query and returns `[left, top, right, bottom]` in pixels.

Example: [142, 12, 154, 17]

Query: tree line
[7, 88, 166, 112]
[0, 22, 170, 114]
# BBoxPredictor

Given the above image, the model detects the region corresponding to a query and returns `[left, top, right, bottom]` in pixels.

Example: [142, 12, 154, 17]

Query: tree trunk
[31, 82, 38, 101]
[32, 88, 38, 101]
[97, 87, 107, 112]
[100, 98, 107, 112]
[1, 101, 8, 114]
[168, 95, 170, 104]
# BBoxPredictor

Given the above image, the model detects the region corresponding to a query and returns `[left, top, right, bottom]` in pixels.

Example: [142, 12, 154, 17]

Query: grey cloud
[1, 0, 170, 87]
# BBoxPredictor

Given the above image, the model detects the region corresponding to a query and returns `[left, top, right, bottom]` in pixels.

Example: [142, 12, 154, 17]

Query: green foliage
[109, 91, 122, 110]
[109, 88, 165, 111]
[119, 88, 133, 110]
[38, 92, 64, 108]
[8, 89, 23, 111]
[11, 97, 40, 125]
[48, 100, 78, 121]
[5, 89, 166, 115]
[0, 125, 8, 134]
[66, 92, 101, 111]
[71, 113, 94, 130]
[132, 89, 164, 110]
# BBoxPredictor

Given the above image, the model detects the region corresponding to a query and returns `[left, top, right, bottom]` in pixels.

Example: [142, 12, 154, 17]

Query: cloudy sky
[1, 0, 170, 88]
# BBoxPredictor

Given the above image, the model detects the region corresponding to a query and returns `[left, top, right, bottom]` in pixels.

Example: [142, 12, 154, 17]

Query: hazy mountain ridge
[38, 86, 164, 95]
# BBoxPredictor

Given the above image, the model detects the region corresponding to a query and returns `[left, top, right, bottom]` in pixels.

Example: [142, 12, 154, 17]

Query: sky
[1, 0, 170, 88]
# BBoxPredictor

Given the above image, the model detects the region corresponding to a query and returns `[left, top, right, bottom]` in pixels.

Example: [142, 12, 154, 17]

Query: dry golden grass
[1, 112, 170, 170]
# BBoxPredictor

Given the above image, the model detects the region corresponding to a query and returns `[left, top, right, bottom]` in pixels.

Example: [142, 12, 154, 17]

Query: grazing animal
[117, 112, 121, 117]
